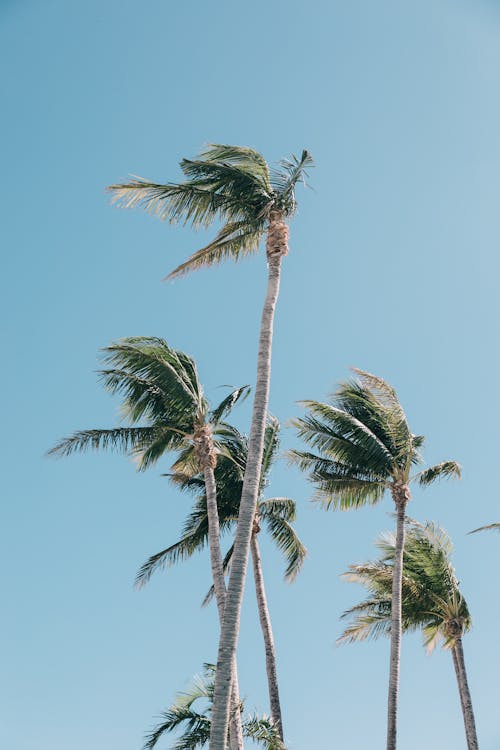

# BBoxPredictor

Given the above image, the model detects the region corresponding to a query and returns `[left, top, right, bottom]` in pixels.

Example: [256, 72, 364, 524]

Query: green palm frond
[209, 385, 251, 426]
[270, 149, 314, 214]
[260, 498, 307, 581]
[47, 426, 164, 458]
[260, 417, 281, 487]
[413, 461, 462, 486]
[469, 522, 500, 534]
[168, 220, 265, 279]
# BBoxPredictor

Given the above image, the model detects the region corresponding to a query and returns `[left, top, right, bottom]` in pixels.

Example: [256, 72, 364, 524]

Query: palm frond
[270, 149, 314, 215]
[469, 522, 500, 534]
[107, 177, 231, 228]
[47, 426, 162, 458]
[261, 504, 307, 581]
[167, 220, 264, 279]
[210, 385, 251, 426]
[413, 461, 462, 486]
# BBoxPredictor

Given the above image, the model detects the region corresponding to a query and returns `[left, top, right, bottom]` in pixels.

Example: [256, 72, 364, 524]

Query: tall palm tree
[48, 336, 249, 750]
[339, 521, 478, 750]
[108, 144, 313, 748]
[290, 369, 461, 750]
[143, 663, 284, 750]
[136, 418, 307, 740]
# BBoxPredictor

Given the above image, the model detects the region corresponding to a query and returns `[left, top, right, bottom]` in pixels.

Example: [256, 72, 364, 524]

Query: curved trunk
[386, 486, 409, 750]
[200, 441, 244, 750]
[451, 638, 479, 750]
[210, 214, 286, 750]
[250, 531, 284, 739]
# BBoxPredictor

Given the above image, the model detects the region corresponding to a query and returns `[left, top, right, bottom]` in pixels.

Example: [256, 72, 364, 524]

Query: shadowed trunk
[210, 213, 287, 750]
[250, 526, 283, 739]
[386, 485, 410, 750]
[197, 426, 244, 750]
[451, 637, 479, 750]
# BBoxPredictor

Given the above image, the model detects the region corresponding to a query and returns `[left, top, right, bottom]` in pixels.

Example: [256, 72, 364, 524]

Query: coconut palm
[339, 521, 478, 750]
[48, 336, 249, 750]
[108, 144, 313, 748]
[290, 369, 461, 750]
[136, 418, 306, 740]
[143, 663, 284, 750]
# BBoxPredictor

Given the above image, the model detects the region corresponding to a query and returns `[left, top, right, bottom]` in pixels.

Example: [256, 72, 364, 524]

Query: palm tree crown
[339, 520, 471, 650]
[144, 663, 284, 750]
[290, 368, 461, 509]
[49, 336, 249, 472]
[108, 144, 313, 278]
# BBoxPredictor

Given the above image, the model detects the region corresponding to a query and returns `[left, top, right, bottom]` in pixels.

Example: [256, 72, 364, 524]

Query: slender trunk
[250, 530, 284, 739]
[452, 638, 479, 750]
[196, 426, 244, 750]
[386, 485, 410, 750]
[210, 214, 287, 750]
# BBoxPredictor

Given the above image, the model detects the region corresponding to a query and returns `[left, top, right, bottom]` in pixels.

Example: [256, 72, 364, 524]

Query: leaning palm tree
[108, 144, 313, 748]
[143, 663, 284, 750]
[48, 336, 248, 750]
[339, 521, 478, 750]
[290, 369, 461, 750]
[136, 418, 307, 740]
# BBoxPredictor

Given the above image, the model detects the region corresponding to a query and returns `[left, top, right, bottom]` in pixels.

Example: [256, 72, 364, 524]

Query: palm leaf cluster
[108, 145, 313, 278]
[339, 520, 471, 650]
[49, 337, 249, 472]
[144, 664, 284, 750]
[136, 418, 306, 598]
[290, 369, 460, 509]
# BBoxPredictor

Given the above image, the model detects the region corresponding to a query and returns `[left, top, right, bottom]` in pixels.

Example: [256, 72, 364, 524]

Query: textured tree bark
[386, 485, 410, 750]
[210, 213, 286, 750]
[250, 529, 284, 739]
[452, 638, 479, 750]
[197, 426, 244, 750]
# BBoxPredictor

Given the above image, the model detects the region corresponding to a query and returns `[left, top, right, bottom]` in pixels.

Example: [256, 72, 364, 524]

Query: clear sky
[2, 1, 500, 748]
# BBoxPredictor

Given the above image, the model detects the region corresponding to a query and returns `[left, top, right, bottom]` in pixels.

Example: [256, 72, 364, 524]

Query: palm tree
[108, 144, 313, 748]
[48, 336, 249, 750]
[339, 521, 478, 750]
[143, 663, 284, 750]
[136, 418, 307, 741]
[290, 369, 461, 750]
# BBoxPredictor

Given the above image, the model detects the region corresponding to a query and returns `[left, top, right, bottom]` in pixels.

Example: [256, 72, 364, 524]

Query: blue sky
[2, 0, 500, 748]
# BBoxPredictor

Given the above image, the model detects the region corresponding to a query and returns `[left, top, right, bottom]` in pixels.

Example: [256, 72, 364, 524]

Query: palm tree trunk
[200, 441, 244, 750]
[386, 486, 410, 750]
[451, 638, 479, 750]
[210, 214, 287, 750]
[250, 530, 284, 739]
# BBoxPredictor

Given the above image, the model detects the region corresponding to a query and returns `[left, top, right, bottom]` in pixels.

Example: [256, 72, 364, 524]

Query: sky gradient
[2, 1, 500, 748]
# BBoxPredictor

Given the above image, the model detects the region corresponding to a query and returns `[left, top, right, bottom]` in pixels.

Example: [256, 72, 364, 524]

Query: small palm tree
[108, 144, 313, 748]
[290, 369, 461, 750]
[339, 521, 478, 750]
[144, 663, 284, 750]
[136, 418, 306, 741]
[48, 336, 248, 750]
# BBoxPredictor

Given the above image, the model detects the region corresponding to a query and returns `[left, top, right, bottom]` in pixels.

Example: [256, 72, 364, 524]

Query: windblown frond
[210, 385, 251, 426]
[469, 522, 500, 534]
[413, 461, 462, 486]
[47, 426, 164, 458]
